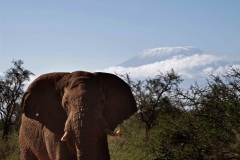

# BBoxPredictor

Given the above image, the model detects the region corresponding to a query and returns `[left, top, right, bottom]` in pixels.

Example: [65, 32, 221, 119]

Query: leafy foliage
[0, 60, 34, 140]
[0, 130, 20, 160]
[123, 70, 183, 137]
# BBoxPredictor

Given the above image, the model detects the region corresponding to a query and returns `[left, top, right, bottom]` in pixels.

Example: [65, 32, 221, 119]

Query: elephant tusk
[61, 132, 68, 141]
[114, 129, 121, 136]
[105, 128, 121, 137]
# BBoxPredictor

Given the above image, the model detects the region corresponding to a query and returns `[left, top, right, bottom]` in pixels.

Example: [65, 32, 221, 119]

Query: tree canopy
[0, 60, 34, 140]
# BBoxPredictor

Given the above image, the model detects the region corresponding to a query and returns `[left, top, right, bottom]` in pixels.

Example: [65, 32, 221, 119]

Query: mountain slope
[120, 46, 203, 67]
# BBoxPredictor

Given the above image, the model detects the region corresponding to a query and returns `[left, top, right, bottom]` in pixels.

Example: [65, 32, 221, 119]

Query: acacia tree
[148, 67, 240, 159]
[124, 69, 183, 137]
[0, 60, 34, 140]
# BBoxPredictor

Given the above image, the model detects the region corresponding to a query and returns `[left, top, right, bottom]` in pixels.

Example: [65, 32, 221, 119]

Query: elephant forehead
[71, 94, 103, 105]
[70, 76, 93, 85]
[68, 87, 103, 104]
[70, 85, 102, 97]
[69, 79, 103, 94]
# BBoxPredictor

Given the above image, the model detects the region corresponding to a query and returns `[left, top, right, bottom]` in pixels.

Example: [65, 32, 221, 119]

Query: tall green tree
[0, 60, 34, 140]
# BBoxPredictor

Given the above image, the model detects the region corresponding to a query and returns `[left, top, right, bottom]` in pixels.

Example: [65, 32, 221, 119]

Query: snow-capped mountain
[120, 46, 203, 67]
[101, 46, 240, 80]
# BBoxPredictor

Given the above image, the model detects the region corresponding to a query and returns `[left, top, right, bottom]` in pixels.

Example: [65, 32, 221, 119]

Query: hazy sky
[1, 0, 240, 76]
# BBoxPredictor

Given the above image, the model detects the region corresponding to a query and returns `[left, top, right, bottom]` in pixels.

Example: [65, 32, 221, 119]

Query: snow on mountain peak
[120, 46, 202, 67]
[140, 46, 202, 58]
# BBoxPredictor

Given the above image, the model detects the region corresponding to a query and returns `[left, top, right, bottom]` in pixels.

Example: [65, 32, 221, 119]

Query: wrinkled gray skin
[19, 71, 137, 160]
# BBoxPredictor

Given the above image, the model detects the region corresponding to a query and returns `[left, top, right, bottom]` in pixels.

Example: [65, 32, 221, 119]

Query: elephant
[19, 71, 137, 160]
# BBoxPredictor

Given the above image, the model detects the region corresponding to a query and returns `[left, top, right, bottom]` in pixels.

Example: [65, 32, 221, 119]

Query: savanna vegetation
[1, 60, 240, 159]
[109, 68, 240, 159]
[0, 60, 33, 160]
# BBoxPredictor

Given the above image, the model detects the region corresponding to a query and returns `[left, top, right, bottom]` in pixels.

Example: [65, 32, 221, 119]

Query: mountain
[120, 46, 203, 67]
[101, 46, 240, 80]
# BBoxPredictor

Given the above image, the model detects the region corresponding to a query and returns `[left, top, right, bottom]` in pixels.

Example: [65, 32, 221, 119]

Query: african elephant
[19, 71, 137, 160]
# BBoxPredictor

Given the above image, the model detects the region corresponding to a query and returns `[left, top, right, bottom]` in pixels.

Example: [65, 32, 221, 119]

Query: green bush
[0, 131, 20, 160]
[108, 115, 154, 160]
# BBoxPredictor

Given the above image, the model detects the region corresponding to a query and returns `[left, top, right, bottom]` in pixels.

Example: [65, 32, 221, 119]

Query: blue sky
[1, 0, 240, 76]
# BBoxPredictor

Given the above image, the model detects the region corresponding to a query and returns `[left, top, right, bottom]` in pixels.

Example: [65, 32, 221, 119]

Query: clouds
[100, 53, 238, 79]
[203, 64, 240, 76]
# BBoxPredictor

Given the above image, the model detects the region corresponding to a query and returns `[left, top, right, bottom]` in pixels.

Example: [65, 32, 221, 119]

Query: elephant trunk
[72, 111, 97, 160]
[61, 108, 120, 160]
[75, 143, 96, 160]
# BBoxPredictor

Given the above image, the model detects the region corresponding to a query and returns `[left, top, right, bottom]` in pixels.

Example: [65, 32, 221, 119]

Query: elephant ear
[94, 72, 137, 130]
[21, 72, 69, 131]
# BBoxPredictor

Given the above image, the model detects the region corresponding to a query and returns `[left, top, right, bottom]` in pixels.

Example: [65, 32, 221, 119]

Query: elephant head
[21, 71, 137, 160]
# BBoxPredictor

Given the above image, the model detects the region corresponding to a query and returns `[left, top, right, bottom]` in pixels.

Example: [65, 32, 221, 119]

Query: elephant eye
[70, 77, 85, 89]
[70, 82, 79, 89]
